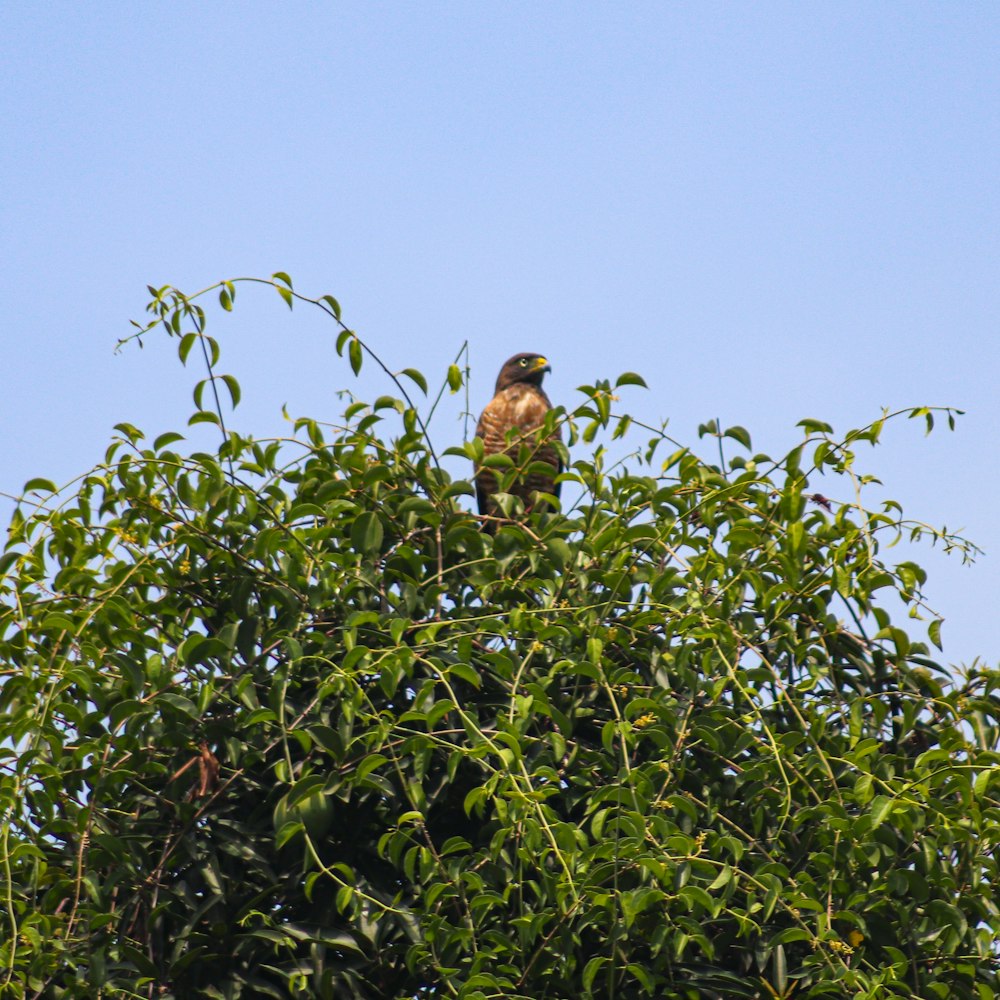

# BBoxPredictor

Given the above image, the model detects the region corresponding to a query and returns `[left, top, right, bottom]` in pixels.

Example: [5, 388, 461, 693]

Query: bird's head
[495, 352, 551, 392]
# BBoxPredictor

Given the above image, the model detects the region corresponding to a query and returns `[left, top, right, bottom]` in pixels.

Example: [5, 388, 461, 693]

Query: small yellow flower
[633, 713, 657, 729]
[178, 559, 191, 575]
[847, 930, 864, 948]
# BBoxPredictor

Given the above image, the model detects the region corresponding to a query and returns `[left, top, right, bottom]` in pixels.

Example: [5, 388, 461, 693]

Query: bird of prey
[474, 352, 562, 525]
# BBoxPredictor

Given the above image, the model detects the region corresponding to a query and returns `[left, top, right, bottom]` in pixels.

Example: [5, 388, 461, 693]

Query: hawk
[475, 352, 562, 525]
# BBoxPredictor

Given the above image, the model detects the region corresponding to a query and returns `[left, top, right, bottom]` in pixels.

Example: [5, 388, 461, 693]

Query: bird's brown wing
[475, 387, 561, 519]
[475, 393, 506, 517]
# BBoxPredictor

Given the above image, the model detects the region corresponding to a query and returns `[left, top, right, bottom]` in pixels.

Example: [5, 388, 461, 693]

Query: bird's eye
[519, 358, 528, 367]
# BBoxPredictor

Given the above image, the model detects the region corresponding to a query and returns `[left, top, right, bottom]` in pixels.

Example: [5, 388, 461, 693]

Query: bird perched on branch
[474, 352, 562, 527]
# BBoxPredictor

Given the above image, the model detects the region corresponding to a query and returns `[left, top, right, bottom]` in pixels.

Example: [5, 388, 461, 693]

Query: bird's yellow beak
[535, 356, 551, 372]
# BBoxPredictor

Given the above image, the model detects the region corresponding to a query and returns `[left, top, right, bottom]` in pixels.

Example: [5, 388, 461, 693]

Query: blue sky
[3, 3, 998, 666]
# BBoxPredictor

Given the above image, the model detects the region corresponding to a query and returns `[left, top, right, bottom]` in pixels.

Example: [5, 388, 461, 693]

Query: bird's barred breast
[475, 382, 560, 517]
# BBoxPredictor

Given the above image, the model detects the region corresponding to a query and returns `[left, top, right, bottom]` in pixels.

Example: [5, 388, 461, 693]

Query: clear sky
[3, 3, 998, 666]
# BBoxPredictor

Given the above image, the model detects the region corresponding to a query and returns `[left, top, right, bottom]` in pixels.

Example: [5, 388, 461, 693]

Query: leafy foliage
[1, 278, 998, 999]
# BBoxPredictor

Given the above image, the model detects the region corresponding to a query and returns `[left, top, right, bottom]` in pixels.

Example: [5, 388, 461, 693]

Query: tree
[1, 276, 997, 1000]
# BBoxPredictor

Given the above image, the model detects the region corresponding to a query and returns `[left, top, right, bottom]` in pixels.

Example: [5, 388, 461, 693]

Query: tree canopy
[1, 277, 998, 1000]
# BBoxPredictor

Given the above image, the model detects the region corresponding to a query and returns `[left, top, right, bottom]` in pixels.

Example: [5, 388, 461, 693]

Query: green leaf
[708, 864, 733, 891]
[220, 373, 241, 408]
[448, 662, 481, 687]
[178, 332, 198, 365]
[275, 820, 305, 849]
[678, 884, 716, 915]
[771, 943, 787, 997]
[40, 612, 76, 634]
[355, 753, 389, 782]
[308, 726, 344, 757]
[768, 927, 813, 948]
[113, 423, 144, 442]
[583, 956, 609, 993]
[926, 899, 968, 946]
[350, 511, 384, 553]
[349, 336, 363, 375]
[797, 417, 835, 434]
[724, 425, 751, 449]
[23, 477, 56, 494]
[870, 794, 893, 829]
[153, 431, 185, 450]
[973, 768, 993, 800]
[399, 368, 428, 394]
[189, 410, 222, 427]
[243, 708, 278, 726]
[205, 333, 220, 366]
[286, 774, 326, 809]
[157, 693, 199, 718]
[928, 617, 942, 650]
[615, 371, 648, 388]
[321, 294, 342, 320]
